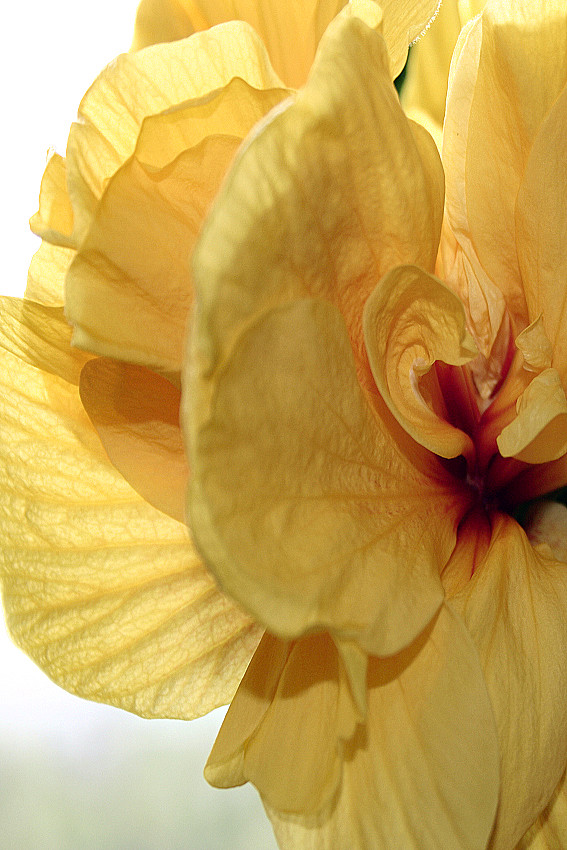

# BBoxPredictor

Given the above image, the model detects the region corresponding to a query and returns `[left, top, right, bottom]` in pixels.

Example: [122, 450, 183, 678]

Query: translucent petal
[0, 297, 260, 719]
[262, 605, 499, 849]
[451, 514, 567, 849]
[29, 152, 75, 249]
[363, 265, 477, 459]
[67, 22, 283, 241]
[189, 297, 466, 656]
[26, 241, 73, 307]
[79, 357, 189, 523]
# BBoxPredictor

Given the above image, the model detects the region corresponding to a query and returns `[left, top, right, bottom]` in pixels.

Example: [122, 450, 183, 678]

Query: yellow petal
[29, 152, 75, 249]
[26, 241, 73, 307]
[264, 605, 499, 849]
[515, 316, 554, 373]
[0, 297, 260, 719]
[189, 297, 465, 657]
[67, 22, 283, 242]
[517, 771, 567, 850]
[515, 84, 567, 384]
[132, 0, 348, 87]
[79, 358, 189, 523]
[524, 501, 567, 565]
[444, 3, 567, 335]
[66, 138, 236, 370]
[497, 369, 567, 464]
[363, 264, 477, 459]
[451, 513, 567, 849]
[190, 14, 444, 396]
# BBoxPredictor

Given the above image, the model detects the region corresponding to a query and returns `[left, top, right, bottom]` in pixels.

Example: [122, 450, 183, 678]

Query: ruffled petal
[66, 22, 283, 242]
[451, 513, 567, 849]
[0, 297, 260, 719]
[515, 84, 567, 385]
[65, 77, 289, 369]
[79, 358, 189, 523]
[496, 369, 567, 464]
[190, 13, 444, 397]
[363, 265, 477, 459]
[26, 241, 73, 307]
[188, 297, 466, 657]
[261, 605, 499, 850]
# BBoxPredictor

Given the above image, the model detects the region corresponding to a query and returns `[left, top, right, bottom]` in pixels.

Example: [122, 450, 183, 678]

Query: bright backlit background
[1, 2, 276, 846]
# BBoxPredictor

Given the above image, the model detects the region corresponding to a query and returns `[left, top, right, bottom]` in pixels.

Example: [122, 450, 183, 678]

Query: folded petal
[67, 22, 283, 241]
[0, 297, 260, 719]
[364, 265, 477, 459]
[188, 297, 466, 657]
[191, 14, 444, 397]
[497, 369, 567, 464]
[79, 358, 189, 523]
[515, 84, 567, 385]
[450, 513, 567, 849]
[263, 605, 499, 850]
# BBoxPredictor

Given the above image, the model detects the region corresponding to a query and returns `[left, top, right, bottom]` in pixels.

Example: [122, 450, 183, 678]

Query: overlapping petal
[131, 0, 442, 84]
[66, 21, 284, 243]
[239, 606, 499, 850]
[450, 514, 567, 849]
[0, 297, 261, 719]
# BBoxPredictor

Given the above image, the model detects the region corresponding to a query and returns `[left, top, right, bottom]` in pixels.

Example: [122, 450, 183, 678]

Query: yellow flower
[185, 1, 567, 848]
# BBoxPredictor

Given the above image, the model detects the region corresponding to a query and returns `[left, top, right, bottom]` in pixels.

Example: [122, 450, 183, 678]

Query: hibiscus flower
[1, 1, 566, 849]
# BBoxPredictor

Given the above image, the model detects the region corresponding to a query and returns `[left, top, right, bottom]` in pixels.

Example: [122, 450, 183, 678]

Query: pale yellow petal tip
[525, 501, 567, 564]
[516, 315, 554, 373]
[497, 368, 567, 464]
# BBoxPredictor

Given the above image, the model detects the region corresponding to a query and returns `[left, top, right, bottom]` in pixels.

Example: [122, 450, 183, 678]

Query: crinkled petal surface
[244, 606, 499, 849]
[131, 0, 441, 84]
[0, 298, 261, 718]
[497, 369, 567, 464]
[517, 771, 567, 850]
[451, 514, 567, 849]
[188, 15, 462, 655]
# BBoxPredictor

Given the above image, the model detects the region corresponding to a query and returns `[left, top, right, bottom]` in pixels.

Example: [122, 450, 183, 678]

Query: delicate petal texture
[364, 265, 477, 459]
[190, 14, 444, 397]
[189, 298, 466, 656]
[66, 76, 289, 369]
[66, 22, 284, 242]
[26, 241, 72, 307]
[517, 771, 567, 850]
[515, 84, 567, 384]
[79, 358, 189, 523]
[131, 0, 442, 84]
[0, 297, 261, 718]
[451, 515, 567, 849]
[496, 369, 567, 464]
[262, 605, 499, 850]
[444, 2, 567, 336]
[516, 316, 554, 373]
[29, 153, 75, 249]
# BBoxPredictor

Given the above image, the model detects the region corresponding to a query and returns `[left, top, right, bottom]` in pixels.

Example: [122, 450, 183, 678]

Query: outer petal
[363, 265, 477, 459]
[131, 0, 442, 84]
[260, 605, 499, 850]
[66, 80, 289, 369]
[451, 513, 567, 849]
[66, 22, 284, 242]
[515, 85, 567, 384]
[190, 14, 444, 397]
[26, 241, 73, 307]
[517, 771, 567, 850]
[79, 358, 189, 524]
[29, 152, 75, 249]
[189, 298, 466, 657]
[0, 297, 260, 719]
